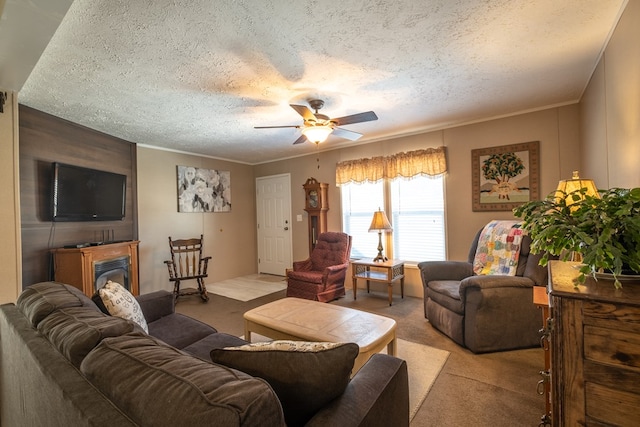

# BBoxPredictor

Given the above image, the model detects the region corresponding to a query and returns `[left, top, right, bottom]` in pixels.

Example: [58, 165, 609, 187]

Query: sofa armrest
[458, 275, 533, 306]
[418, 261, 474, 285]
[306, 354, 409, 427]
[136, 291, 175, 323]
[460, 274, 534, 291]
[323, 262, 349, 282]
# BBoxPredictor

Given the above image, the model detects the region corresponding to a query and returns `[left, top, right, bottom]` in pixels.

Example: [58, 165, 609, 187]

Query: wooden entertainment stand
[51, 241, 140, 296]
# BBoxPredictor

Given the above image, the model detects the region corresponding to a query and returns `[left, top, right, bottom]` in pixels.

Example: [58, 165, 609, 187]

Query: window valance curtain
[336, 146, 447, 185]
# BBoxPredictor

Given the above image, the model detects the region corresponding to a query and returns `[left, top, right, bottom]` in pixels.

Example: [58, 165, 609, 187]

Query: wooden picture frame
[471, 141, 539, 212]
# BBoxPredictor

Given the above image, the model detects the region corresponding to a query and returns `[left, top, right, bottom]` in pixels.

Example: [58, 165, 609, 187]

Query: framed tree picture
[471, 141, 539, 211]
[176, 165, 231, 212]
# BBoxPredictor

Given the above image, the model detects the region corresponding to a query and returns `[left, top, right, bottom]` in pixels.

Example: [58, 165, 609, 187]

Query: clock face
[308, 190, 318, 208]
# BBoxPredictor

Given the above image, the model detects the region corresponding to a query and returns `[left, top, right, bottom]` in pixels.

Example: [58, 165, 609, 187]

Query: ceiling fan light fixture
[301, 125, 333, 144]
[256, 99, 376, 145]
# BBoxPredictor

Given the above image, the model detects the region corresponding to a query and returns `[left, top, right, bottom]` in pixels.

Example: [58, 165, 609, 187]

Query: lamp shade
[368, 210, 392, 232]
[301, 125, 333, 144]
[556, 171, 599, 207]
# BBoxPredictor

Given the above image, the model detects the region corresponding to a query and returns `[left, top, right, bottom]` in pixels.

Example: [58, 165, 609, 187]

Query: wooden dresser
[548, 261, 640, 426]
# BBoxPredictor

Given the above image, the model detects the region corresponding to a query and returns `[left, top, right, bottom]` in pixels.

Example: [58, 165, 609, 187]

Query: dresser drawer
[584, 325, 640, 369]
[582, 300, 640, 332]
[585, 382, 640, 426]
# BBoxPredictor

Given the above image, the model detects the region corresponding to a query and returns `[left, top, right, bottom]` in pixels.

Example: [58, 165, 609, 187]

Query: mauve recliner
[286, 232, 352, 302]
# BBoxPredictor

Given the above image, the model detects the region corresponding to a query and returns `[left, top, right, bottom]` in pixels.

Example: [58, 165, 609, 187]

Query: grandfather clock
[303, 178, 329, 254]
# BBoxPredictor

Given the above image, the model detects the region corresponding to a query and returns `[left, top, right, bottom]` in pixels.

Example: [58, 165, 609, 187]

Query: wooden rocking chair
[164, 235, 210, 302]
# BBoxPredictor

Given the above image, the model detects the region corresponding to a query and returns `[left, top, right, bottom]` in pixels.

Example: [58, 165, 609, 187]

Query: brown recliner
[286, 232, 352, 302]
[418, 226, 549, 353]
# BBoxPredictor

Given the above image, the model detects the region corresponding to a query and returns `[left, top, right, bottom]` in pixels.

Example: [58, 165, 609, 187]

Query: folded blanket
[473, 220, 524, 276]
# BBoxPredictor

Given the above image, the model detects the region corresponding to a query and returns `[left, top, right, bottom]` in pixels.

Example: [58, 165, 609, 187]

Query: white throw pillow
[98, 281, 148, 333]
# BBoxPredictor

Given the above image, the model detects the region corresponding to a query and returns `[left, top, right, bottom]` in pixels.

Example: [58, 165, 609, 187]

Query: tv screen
[52, 162, 126, 221]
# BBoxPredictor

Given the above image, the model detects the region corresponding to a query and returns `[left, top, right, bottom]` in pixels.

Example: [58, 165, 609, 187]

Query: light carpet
[243, 333, 450, 421]
[208, 274, 286, 301]
[387, 339, 450, 421]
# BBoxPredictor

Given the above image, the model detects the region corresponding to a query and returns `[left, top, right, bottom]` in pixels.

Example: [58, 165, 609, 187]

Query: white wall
[136, 147, 258, 294]
[581, 0, 640, 188]
[0, 91, 21, 303]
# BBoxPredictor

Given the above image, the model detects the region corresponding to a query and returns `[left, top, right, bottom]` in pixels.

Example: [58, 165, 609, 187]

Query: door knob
[284, 227, 289, 230]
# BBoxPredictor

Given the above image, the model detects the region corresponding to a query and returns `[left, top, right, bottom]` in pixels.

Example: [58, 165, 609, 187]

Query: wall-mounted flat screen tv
[52, 162, 126, 221]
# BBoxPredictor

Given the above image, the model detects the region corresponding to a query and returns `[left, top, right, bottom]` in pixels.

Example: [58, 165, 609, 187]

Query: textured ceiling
[12, 0, 627, 164]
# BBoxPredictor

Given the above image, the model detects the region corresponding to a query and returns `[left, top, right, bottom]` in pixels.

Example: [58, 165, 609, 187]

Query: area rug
[243, 333, 449, 421]
[208, 274, 286, 301]
[386, 338, 450, 420]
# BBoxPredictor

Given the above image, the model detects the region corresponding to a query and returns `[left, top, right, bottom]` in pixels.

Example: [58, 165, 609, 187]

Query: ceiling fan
[254, 99, 378, 145]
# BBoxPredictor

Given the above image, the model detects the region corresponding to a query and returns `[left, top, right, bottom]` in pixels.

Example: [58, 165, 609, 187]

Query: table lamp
[555, 170, 599, 208]
[369, 209, 393, 262]
[556, 171, 598, 261]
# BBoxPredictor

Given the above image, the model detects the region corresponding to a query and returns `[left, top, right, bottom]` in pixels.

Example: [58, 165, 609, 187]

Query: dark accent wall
[19, 105, 138, 288]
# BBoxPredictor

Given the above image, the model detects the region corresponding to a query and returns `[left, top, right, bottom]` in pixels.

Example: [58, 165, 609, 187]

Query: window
[340, 181, 383, 259]
[341, 175, 445, 263]
[390, 176, 445, 262]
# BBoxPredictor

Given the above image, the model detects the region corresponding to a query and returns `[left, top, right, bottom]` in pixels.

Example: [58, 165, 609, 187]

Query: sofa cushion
[37, 307, 135, 367]
[181, 332, 248, 361]
[147, 312, 216, 349]
[81, 333, 285, 427]
[211, 340, 359, 427]
[17, 282, 100, 327]
[94, 281, 148, 333]
[135, 290, 175, 323]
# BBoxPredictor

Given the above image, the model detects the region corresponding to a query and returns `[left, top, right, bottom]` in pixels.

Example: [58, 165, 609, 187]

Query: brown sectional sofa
[0, 282, 409, 426]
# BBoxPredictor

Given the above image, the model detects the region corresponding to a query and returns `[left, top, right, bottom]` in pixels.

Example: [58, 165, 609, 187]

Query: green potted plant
[513, 186, 640, 288]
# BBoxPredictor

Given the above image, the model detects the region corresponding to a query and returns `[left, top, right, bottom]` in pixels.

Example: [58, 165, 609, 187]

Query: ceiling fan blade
[290, 104, 316, 122]
[332, 111, 378, 126]
[332, 127, 363, 141]
[292, 134, 308, 145]
[254, 125, 301, 129]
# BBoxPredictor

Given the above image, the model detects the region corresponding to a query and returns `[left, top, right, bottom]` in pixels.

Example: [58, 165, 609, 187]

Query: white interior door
[256, 174, 292, 275]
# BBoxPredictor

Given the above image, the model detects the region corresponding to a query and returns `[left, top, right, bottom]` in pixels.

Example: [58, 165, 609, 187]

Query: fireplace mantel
[51, 241, 140, 296]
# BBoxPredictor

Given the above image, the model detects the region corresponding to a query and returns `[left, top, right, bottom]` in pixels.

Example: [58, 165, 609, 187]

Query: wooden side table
[351, 259, 404, 306]
[533, 285, 552, 426]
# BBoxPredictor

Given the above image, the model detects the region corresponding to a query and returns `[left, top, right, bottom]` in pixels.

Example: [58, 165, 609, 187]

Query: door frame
[255, 173, 293, 275]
